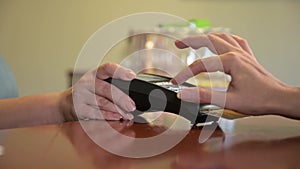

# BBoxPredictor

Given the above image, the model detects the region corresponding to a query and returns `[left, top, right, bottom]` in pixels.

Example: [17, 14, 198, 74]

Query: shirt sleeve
[0, 54, 18, 99]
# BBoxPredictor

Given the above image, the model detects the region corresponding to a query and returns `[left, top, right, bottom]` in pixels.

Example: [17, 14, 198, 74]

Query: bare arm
[0, 63, 137, 129]
[0, 93, 65, 129]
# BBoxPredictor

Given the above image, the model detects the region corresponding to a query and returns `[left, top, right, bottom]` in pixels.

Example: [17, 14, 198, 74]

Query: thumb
[178, 87, 226, 107]
[177, 87, 209, 104]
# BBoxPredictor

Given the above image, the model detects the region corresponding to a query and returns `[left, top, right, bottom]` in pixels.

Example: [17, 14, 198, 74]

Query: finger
[76, 104, 122, 120]
[207, 33, 240, 54]
[114, 104, 134, 120]
[175, 35, 217, 54]
[170, 58, 213, 85]
[73, 88, 117, 112]
[96, 62, 136, 80]
[177, 87, 226, 107]
[231, 34, 257, 62]
[77, 104, 134, 120]
[175, 33, 241, 55]
[219, 33, 257, 62]
[81, 90, 120, 113]
[171, 55, 227, 85]
[213, 33, 242, 49]
[212, 34, 258, 63]
[231, 34, 254, 56]
[102, 111, 125, 121]
[78, 88, 134, 120]
[94, 78, 136, 113]
[94, 95, 119, 112]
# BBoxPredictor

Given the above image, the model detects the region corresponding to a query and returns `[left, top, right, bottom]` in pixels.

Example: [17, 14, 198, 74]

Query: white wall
[0, 0, 299, 96]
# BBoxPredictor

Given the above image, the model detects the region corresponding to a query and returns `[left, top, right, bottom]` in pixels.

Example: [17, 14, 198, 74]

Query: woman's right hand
[171, 33, 300, 119]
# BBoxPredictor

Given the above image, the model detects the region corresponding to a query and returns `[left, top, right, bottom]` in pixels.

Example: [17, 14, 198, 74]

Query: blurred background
[0, 0, 299, 96]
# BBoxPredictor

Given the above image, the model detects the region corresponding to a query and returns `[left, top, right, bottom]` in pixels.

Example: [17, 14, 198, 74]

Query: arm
[0, 93, 65, 129]
[0, 63, 137, 129]
[171, 33, 300, 119]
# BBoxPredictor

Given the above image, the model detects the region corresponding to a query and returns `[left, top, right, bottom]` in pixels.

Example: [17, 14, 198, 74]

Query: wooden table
[1, 113, 300, 169]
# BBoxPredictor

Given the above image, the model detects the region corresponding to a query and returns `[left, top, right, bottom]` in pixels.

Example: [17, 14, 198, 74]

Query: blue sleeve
[0, 54, 18, 99]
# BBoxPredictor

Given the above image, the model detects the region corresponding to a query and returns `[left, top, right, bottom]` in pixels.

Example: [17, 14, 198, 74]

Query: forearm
[267, 87, 300, 119]
[0, 93, 65, 129]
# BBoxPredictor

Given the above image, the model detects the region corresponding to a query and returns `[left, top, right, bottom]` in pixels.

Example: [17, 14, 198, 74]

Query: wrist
[266, 86, 300, 119]
[58, 88, 77, 122]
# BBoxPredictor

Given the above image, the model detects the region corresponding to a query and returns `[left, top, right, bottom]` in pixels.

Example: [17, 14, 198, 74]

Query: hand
[60, 63, 137, 121]
[171, 33, 300, 118]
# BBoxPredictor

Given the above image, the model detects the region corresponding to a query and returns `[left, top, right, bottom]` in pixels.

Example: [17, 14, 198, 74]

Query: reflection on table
[0, 113, 300, 169]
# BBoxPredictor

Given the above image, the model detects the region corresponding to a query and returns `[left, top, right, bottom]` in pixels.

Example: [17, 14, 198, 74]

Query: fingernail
[127, 99, 136, 112]
[125, 71, 136, 80]
[112, 114, 122, 121]
[177, 92, 181, 99]
[126, 113, 134, 120]
[170, 79, 177, 85]
[177, 89, 188, 100]
[117, 116, 123, 121]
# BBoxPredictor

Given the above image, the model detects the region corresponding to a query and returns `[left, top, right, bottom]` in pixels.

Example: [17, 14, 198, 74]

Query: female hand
[60, 63, 137, 121]
[171, 33, 300, 119]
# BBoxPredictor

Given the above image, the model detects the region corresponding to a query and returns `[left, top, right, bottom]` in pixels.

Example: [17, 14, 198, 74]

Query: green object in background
[188, 19, 211, 28]
[160, 19, 211, 28]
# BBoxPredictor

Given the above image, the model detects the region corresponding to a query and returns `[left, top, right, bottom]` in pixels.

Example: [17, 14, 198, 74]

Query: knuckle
[97, 96, 106, 104]
[222, 51, 238, 63]
[101, 62, 117, 71]
[95, 82, 110, 97]
[101, 62, 111, 69]
[191, 59, 202, 68]
[237, 35, 246, 42]
[226, 51, 240, 61]
[224, 51, 245, 69]
[234, 35, 249, 45]
[241, 38, 248, 45]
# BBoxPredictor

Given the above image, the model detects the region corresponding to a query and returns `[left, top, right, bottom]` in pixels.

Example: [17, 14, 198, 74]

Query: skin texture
[171, 33, 300, 119]
[0, 63, 136, 129]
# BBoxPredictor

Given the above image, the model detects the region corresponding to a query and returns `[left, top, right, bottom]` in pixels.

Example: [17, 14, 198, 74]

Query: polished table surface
[1, 113, 300, 169]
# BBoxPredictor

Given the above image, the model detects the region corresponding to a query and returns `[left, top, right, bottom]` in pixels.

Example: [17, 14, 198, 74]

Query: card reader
[105, 74, 219, 125]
